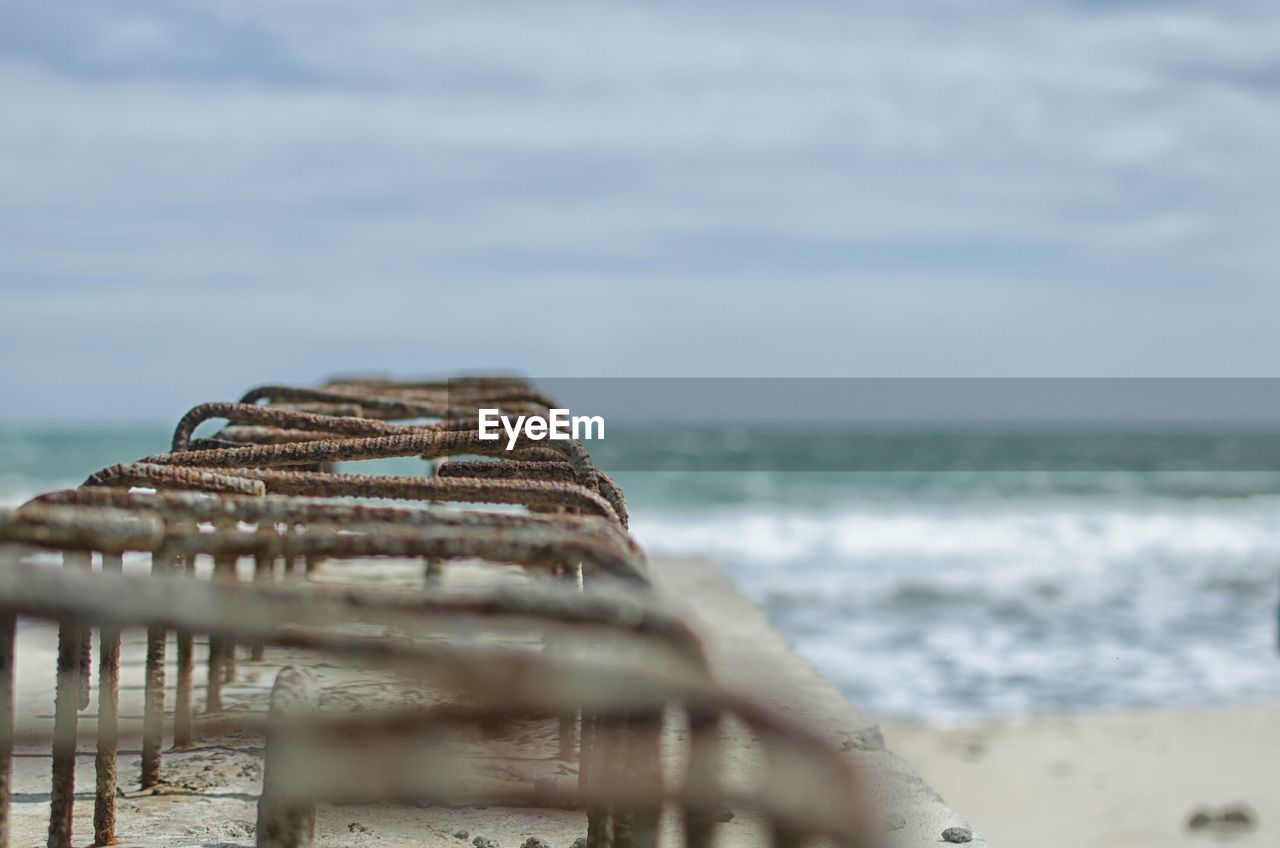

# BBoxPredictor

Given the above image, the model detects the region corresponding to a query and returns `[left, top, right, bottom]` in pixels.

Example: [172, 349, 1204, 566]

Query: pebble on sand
[1219, 804, 1256, 829]
[1187, 809, 1214, 830]
[1186, 803, 1256, 834]
[942, 826, 974, 843]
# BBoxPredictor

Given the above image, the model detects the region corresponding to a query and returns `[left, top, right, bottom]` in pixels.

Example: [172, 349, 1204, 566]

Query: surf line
[477, 408, 605, 451]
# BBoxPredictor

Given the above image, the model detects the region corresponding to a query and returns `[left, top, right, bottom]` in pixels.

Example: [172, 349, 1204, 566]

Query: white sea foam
[631, 498, 1280, 722]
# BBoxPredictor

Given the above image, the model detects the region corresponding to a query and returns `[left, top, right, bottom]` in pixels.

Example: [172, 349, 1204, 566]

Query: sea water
[3, 424, 1278, 723]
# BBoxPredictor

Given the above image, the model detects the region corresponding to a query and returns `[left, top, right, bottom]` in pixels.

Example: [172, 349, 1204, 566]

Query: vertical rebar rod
[206, 552, 236, 713]
[223, 639, 236, 683]
[422, 557, 443, 585]
[768, 825, 805, 848]
[579, 713, 596, 791]
[49, 550, 90, 848]
[586, 710, 663, 848]
[614, 711, 663, 848]
[173, 630, 193, 748]
[206, 638, 224, 714]
[552, 565, 579, 761]
[77, 614, 92, 712]
[173, 555, 194, 750]
[0, 611, 15, 848]
[249, 555, 269, 662]
[682, 710, 722, 848]
[93, 552, 123, 845]
[217, 550, 238, 686]
[559, 709, 580, 762]
[140, 552, 170, 789]
[585, 714, 613, 848]
[216, 546, 238, 683]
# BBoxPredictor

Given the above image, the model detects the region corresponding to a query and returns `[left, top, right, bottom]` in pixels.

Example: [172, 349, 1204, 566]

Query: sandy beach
[881, 705, 1278, 847]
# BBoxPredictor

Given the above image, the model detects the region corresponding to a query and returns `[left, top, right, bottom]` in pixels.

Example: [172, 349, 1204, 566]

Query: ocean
[3, 424, 1279, 724]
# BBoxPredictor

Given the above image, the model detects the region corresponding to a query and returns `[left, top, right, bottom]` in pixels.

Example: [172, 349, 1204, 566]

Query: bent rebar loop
[438, 459, 578, 482]
[202, 380, 625, 521]
[0, 541, 691, 665]
[3, 503, 644, 583]
[123, 428, 626, 525]
[316, 375, 560, 414]
[183, 423, 597, 478]
[74, 463, 268, 495]
[321, 374, 537, 393]
[189, 418, 485, 451]
[0, 505, 162, 554]
[436, 459, 628, 523]
[82, 463, 623, 526]
[30, 489, 643, 560]
[173, 403, 553, 452]
[172, 402, 405, 451]
[238, 384, 557, 421]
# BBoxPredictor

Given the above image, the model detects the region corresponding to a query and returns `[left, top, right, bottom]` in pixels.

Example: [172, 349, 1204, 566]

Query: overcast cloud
[2, 1, 1279, 421]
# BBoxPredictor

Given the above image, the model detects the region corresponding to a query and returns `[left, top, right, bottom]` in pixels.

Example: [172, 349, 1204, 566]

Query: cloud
[0, 0, 338, 85]
[1, 1, 1279, 419]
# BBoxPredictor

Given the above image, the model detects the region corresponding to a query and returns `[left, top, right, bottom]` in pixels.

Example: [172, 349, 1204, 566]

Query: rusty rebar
[239, 381, 557, 418]
[682, 710, 723, 848]
[0, 554, 844, 770]
[84, 465, 623, 526]
[437, 459, 580, 483]
[83, 463, 267, 496]
[30, 488, 641, 558]
[0, 374, 872, 848]
[172, 402, 401, 451]
[140, 552, 172, 790]
[49, 551, 90, 848]
[0, 546, 869, 848]
[94, 552, 122, 845]
[172, 550, 196, 750]
[249, 554, 270, 662]
[6, 505, 645, 584]
[0, 610, 13, 848]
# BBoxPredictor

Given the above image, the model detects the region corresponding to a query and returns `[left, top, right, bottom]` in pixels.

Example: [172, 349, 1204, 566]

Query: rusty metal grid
[0, 375, 873, 848]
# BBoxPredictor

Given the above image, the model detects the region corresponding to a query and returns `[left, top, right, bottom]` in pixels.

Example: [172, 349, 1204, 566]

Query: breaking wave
[630, 497, 1280, 722]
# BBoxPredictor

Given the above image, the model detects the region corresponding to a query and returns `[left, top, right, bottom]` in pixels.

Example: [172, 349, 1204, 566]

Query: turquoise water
[3, 424, 1279, 722]
[0, 426, 172, 501]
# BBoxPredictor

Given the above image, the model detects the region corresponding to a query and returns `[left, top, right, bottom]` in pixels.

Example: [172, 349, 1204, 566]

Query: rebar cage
[0, 375, 874, 848]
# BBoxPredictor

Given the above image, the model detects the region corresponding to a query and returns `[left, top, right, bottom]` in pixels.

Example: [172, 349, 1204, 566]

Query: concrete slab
[3, 556, 979, 847]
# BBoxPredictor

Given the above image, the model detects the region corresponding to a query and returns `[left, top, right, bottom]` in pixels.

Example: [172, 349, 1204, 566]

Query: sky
[2, 1, 1279, 422]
